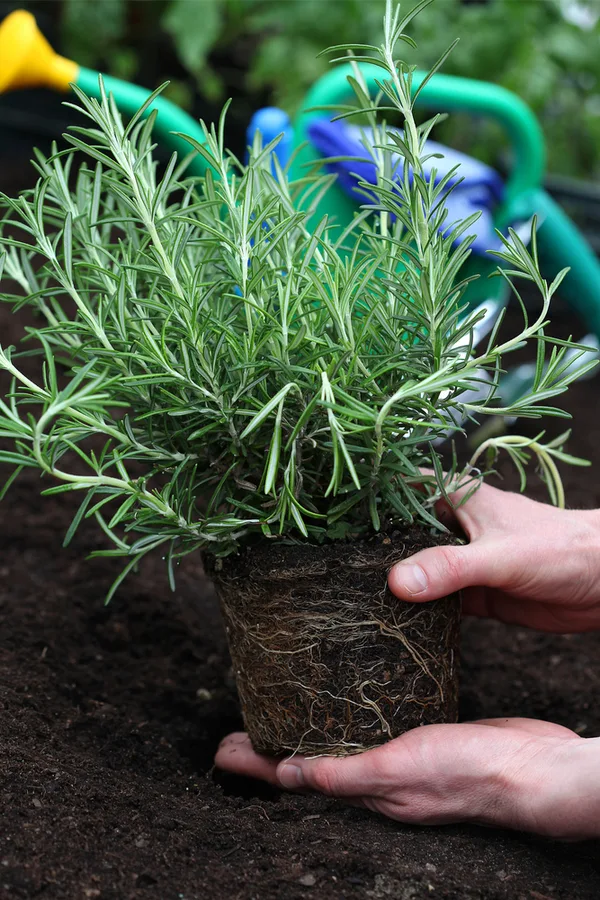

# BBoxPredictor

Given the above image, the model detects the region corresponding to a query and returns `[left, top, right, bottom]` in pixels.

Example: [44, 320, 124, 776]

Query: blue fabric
[246, 107, 294, 170]
[307, 119, 505, 254]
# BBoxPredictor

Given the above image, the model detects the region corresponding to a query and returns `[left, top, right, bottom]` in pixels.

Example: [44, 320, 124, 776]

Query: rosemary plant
[0, 0, 592, 596]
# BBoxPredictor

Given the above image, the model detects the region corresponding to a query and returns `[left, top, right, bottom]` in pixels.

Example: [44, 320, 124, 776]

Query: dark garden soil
[1, 165, 600, 899]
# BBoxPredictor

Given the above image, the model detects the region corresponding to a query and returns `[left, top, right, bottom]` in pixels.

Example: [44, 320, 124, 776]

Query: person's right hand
[216, 719, 600, 840]
[388, 483, 600, 633]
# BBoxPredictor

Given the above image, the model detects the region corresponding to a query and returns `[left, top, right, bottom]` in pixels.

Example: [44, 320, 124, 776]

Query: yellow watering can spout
[0, 9, 213, 178]
[0, 10, 78, 94]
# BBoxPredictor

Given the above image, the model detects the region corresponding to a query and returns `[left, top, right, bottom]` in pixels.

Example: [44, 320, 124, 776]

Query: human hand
[216, 719, 600, 840]
[388, 483, 600, 633]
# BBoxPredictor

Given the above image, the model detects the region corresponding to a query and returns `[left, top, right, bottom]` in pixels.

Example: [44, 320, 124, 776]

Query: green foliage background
[56, 0, 600, 179]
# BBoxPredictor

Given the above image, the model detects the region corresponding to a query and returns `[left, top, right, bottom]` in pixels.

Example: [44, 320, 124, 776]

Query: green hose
[77, 68, 211, 178]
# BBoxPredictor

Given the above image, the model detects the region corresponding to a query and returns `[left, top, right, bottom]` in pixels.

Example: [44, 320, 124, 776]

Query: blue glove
[307, 118, 504, 254]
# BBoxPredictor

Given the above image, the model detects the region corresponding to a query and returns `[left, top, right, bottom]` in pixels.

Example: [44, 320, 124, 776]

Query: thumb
[276, 751, 382, 798]
[388, 542, 487, 602]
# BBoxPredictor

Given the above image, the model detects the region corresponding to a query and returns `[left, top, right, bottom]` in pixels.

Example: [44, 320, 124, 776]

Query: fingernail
[395, 563, 428, 595]
[278, 764, 305, 789]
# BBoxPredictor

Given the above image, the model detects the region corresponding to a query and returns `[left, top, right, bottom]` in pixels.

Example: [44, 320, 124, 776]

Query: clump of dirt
[209, 531, 460, 756]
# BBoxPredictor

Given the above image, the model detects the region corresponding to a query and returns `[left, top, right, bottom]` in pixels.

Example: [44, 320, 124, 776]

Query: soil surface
[1, 167, 600, 898]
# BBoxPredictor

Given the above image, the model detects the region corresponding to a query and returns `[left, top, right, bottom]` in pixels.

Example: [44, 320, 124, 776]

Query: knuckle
[310, 759, 341, 796]
[368, 750, 395, 785]
[435, 546, 467, 586]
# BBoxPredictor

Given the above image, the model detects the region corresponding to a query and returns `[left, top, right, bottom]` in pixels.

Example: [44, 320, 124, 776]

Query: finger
[438, 481, 502, 538]
[413, 476, 493, 537]
[215, 732, 281, 785]
[438, 482, 549, 544]
[471, 718, 581, 740]
[461, 587, 584, 632]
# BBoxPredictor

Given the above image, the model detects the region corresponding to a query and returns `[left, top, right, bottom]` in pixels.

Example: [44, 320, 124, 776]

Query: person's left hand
[215, 719, 600, 840]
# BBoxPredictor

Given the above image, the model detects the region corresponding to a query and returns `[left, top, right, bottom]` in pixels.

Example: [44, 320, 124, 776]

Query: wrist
[516, 737, 600, 840]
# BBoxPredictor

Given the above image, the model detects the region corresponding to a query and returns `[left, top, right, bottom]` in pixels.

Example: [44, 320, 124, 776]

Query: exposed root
[207, 530, 461, 757]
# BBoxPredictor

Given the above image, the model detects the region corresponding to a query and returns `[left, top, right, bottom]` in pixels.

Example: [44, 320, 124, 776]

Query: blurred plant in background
[4, 0, 600, 178]
[406, 0, 600, 179]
